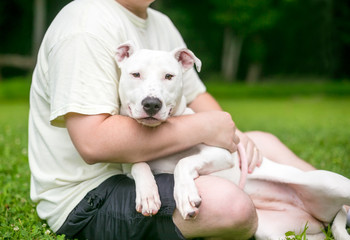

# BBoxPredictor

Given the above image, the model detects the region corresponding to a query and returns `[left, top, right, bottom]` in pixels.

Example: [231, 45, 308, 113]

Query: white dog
[115, 42, 247, 220]
[115, 42, 350, 239]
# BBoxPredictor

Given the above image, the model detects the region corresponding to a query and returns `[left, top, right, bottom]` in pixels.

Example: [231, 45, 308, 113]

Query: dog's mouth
[137, 117, 163, 127]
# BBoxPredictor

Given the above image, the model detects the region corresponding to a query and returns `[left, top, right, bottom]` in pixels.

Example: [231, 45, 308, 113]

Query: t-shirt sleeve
[48, 33, 120, 127]
[182, 68, 206, 104]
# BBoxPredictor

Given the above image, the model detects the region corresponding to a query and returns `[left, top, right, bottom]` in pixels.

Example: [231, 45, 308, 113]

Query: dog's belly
[247, 179, 325, 238]
[247, 179, 305, 210]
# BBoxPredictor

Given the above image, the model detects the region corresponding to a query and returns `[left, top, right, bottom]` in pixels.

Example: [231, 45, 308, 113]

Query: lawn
[0, 79, 349, 239]
[219, 96, 350, 177]
[0, 101, 60, 239]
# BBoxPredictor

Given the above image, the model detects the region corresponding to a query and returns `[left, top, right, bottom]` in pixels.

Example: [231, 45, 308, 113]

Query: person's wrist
[195, 112, 216, 145]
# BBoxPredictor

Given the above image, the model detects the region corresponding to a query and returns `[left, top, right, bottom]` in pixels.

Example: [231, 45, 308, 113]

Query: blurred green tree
[151, 0, 223, 77]
[0, 0, 349, 80]
[0, 0, 71, 79]
[333, 0, 350, 78]
[210, 0, 295, 82]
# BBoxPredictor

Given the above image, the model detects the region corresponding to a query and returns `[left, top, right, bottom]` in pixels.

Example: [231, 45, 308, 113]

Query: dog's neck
[171, 95, 187, 117]
[119, 101, 129, 116]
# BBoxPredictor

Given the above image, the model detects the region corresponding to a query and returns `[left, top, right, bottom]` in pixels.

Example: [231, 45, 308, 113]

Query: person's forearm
[65, 93, 239, 165]
[65, 113, 209, 164]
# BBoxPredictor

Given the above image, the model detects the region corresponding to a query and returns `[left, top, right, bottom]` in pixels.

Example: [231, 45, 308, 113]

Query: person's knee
[199, 177, 257, 239]
[175, 176, 257, 239]
[219, 187, 258, 239]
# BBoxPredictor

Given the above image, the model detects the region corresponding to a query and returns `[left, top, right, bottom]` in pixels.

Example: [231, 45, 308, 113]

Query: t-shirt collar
[113, 0, 148, 29]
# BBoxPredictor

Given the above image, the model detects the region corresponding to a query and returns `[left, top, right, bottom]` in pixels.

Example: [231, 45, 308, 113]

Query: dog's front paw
[135, 182, 161, 216]
[174, 179, 202, 220]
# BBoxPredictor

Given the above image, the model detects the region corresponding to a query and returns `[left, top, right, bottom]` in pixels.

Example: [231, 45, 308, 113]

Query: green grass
[0, 101, 61, 239]
[219, 96, 350, 177]
[0, 77, 31, 101]
[205, 78, 350, 99]
[0, 79, 349, 239]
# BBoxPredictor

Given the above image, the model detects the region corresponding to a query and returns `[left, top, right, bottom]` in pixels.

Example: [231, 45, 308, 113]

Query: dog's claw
[187, 211, 197, 219]
[135, 187, 161, 217]
[139, 204, 159, 217]
[192, 200, 201, 208]
[174, 176, 202, 220]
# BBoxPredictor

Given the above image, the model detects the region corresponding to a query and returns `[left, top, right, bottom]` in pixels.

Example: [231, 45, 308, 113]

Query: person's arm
[188, 92, 222, 112]
[65, 110, 239, 165]
[189, 92, 263, 172]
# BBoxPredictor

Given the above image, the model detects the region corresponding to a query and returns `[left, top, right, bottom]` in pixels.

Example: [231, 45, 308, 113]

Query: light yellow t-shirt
[29, 0, 206, 232]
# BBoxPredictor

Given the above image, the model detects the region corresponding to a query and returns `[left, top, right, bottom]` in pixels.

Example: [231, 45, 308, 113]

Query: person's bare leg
[173, 175, 258, 240]
[245, 131, 315, 171]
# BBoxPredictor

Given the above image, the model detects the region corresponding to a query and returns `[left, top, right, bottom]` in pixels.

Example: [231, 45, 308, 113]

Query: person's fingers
[230, 141, 238, 153]
[256, 148, 263, 167]
[233, 134, 240, 145]
[245, 140, 252, 161]
[248, 147, 259, 173]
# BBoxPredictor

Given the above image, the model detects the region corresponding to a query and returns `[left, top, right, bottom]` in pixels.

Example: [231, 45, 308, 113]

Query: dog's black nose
[142, 97, 162, 117]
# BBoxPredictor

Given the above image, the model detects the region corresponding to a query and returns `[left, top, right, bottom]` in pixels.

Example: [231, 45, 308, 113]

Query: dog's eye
[165, 74, 174, 80]
[131, 72, 140, 78]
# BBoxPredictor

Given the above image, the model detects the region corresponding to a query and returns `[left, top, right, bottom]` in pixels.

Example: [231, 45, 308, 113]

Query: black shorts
[56, 174, 186, 240]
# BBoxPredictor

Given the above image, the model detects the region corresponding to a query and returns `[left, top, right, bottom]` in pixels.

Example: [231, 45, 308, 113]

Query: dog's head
[115, 42, 201, 127]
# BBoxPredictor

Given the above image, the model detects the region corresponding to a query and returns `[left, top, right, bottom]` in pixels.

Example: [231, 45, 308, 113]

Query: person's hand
[197, 111, 240, 153]
[237, 130, 263, 173]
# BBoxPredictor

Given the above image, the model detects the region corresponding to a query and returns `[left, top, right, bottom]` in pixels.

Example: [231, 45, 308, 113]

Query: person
[28, 0, 315, 239]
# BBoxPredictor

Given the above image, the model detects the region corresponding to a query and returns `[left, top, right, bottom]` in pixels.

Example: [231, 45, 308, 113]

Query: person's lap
[57, 173, 257, 240]
[174, 175, 257, 240]
[57, 174, 185, 240]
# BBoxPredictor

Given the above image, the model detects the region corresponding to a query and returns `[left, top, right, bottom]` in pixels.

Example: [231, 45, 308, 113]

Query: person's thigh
[173, 175, 258, 240]
[57, 174, 185, 240]
[245, 131, 315, 171]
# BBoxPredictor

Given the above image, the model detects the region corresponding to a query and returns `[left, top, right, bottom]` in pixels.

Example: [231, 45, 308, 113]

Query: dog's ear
[115, 41, 136, 64]
[172, 48, 202, 72]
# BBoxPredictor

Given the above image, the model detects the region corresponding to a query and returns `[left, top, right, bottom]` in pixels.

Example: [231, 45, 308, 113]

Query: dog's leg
[131, 162, 161, 216]
[174, 145, 234, 219]
[331, 207, 350, 240]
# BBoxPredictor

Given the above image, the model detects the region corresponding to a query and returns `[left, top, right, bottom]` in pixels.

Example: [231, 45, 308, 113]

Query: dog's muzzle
[142, 97, 162, 117]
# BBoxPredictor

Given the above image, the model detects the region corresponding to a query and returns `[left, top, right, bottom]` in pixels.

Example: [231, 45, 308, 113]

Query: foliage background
[0, 0, 350, 80]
